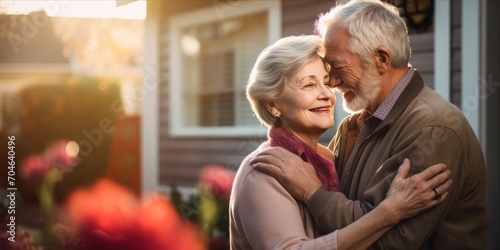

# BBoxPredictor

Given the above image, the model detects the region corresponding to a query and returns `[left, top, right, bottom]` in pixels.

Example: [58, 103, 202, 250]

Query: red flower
[199, 165, 236, 199]
[44, 141, 79, 172]
[21, 155, 49, 180]
[134, 196, 205, 250]
[63, 179, 206, 250]
[20, 140, 79, 181]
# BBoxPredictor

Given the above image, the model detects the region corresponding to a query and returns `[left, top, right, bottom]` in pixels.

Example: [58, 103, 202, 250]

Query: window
[169, 1, 281, 137]
[387, 0, 434, 34]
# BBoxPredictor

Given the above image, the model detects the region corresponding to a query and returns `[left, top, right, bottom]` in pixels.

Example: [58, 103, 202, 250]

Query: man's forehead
[324, 30, 351, 61]
[324, 26, 348, 39]
[324, 44, 343, 62]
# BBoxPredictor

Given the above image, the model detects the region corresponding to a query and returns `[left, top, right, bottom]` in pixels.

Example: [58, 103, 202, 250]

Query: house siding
[409, 33, 434, 89]
[450, 0, 462, 107]
[282, 0, 334, 36]
[486, 1, 500, 247]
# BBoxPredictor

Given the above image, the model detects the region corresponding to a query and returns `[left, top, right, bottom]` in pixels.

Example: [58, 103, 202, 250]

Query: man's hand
[250, 146, 322, 204]
[383, 159, 452, 223]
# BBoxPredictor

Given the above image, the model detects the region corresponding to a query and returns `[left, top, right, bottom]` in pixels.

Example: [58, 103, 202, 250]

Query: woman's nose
[320, 84, 334, 99]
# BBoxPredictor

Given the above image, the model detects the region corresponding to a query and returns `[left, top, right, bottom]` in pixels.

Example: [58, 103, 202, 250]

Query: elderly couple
[229, 0, 491, 249]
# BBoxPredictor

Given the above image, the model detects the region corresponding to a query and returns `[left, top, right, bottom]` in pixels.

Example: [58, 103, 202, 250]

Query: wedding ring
[433, 188, 441, 200]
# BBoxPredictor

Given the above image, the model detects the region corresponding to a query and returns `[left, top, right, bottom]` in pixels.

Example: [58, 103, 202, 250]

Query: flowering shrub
[0, 222, 38, 250]
[19, 140, 80, 248]
[21, 140, 80, 213]
[21, 140, 79, 182]
[60, 179, 206, 250]
[16, 140, 205, 250]
[198, 165, 235, 238]
[171, 165, 236, 250]
[199, 165, 235, 200]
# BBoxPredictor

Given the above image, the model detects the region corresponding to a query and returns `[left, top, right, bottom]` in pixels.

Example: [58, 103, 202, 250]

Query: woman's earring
[274, 112, 281, 118]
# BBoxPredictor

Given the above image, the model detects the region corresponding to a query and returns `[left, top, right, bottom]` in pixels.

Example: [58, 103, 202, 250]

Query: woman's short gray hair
[315, 0, 411, 68]
[246, 35, 326, 127]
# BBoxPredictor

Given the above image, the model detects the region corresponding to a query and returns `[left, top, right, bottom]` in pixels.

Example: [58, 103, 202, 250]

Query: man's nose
[328, 75, 342, 88]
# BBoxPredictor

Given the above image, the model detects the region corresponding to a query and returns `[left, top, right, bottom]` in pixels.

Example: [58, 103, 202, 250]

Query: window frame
[168, 0, 281, 137]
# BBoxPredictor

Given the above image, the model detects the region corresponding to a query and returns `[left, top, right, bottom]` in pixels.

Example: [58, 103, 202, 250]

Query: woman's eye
[305, 83, 315, 88]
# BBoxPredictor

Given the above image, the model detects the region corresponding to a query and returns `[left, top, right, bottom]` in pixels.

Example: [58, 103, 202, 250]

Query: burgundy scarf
[268, 127, 341, 192]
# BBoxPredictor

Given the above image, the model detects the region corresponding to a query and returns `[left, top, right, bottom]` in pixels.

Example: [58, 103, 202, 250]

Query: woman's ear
[376, 46, 390, 74]
[264, 101, 281, 118]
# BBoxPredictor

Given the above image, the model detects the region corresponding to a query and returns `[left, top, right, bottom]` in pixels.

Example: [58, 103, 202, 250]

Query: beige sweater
[229, 142, 338, 250]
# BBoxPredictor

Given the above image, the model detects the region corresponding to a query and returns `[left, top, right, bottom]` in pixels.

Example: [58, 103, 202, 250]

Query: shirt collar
[372, 66, 415, 120]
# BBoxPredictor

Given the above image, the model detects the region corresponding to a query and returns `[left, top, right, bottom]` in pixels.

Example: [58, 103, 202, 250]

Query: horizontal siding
[282, 0, 332, 23]
[450, 0, 462, 108]
[160, 138, 262, 161]
[158, 137, 262, 186]
[409, 33, 434, 89]
[282, 0, 333, 36]
[284, 22, 318, 36]
[411, 51, 434, 72]
[410, 33, 434, 52]
[451, 49, 461, 72]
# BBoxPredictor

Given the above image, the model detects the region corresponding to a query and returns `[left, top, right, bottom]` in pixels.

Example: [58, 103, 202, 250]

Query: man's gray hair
[315, 0, 411, 68]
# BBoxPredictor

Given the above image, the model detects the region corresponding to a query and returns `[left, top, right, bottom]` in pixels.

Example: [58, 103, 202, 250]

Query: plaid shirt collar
[371, 66, 415, 121]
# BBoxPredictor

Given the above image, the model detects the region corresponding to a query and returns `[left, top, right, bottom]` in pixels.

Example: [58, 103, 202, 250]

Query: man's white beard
[343, 70, 381, 113]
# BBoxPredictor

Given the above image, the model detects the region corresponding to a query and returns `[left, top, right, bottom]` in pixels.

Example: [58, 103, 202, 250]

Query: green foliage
[17, 76, 122, 203]
[169, 184, 230, 241]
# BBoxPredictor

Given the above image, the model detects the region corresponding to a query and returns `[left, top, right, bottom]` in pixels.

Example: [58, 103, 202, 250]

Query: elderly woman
[229, 35, 451, 250]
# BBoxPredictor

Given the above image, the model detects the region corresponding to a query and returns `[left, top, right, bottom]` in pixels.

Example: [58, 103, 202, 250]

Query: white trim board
[461, 0, 486, 143]
[434, 0, 450, 101]
[141, 1, 161, 194]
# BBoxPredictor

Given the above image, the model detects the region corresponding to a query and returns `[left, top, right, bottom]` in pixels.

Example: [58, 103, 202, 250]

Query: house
[142, 0, 499, 246]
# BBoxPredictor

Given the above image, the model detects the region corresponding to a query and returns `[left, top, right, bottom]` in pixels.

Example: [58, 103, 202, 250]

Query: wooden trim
[141, 0, 161, 193]
[0, 63, 71, 75]
[170, 126, 269, 138]
[479, 0, 488, 152]
[461, 0, 484, 140]
[434, 0, 450, 100]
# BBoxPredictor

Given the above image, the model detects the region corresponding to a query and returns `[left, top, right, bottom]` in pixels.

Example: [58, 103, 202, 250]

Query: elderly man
[251, 0, 491, 249]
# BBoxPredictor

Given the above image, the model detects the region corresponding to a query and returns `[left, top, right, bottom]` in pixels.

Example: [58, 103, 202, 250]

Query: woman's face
[274, 57, 335, 137]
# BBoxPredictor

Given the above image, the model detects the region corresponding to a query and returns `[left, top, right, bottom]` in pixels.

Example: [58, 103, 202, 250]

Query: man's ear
[376, 46, 390, 74]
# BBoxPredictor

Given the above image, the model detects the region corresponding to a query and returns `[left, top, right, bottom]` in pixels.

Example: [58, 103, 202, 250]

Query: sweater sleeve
[307, 125, 466, 249]
[232, 167, 338, 250]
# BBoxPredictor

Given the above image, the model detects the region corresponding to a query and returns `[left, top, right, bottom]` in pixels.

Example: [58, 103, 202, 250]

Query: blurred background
[0, 0, 144, 200]
[0, 1, 153, 249]
[0, 0, 498, 249]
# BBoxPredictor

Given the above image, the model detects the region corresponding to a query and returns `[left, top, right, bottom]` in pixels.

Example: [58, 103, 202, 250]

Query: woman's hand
[382, 159, 452, 223]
